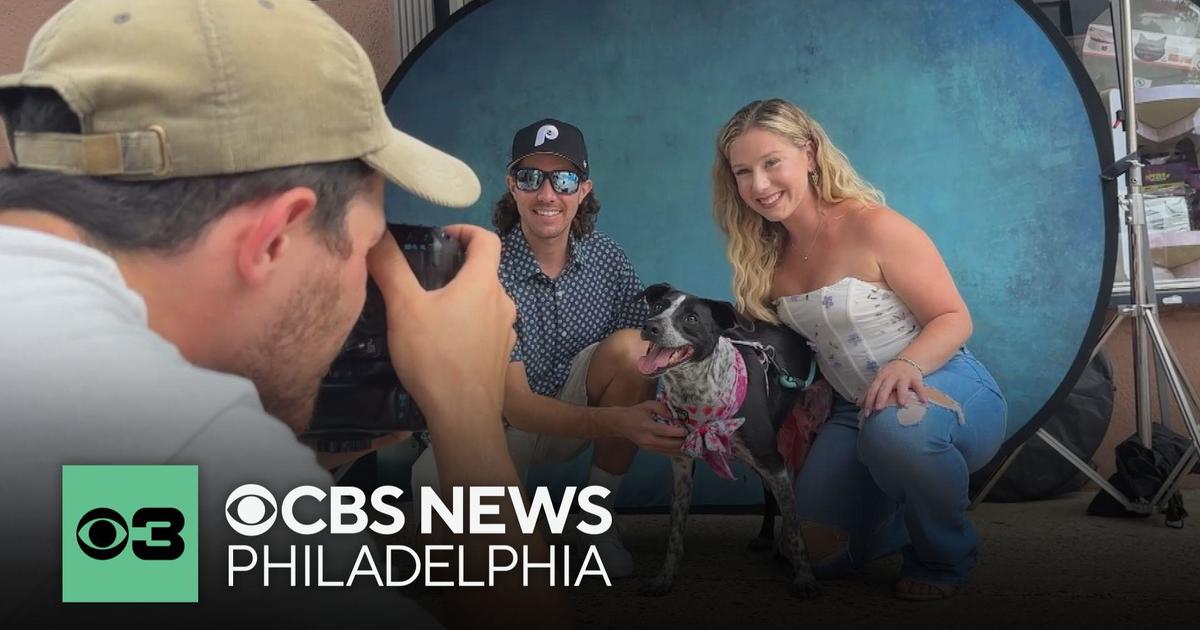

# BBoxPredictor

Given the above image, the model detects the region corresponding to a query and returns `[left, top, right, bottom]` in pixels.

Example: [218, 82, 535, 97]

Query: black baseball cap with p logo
[508, 118, 589, 178]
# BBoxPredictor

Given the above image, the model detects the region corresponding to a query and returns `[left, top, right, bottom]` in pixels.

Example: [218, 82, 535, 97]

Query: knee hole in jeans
[799, 520, 849, 565]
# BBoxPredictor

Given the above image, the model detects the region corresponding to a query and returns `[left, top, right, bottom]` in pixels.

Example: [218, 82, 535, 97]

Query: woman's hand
[859, 357, 928, 413]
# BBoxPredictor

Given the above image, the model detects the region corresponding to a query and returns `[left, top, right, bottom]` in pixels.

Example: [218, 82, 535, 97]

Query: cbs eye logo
[62, 465, 198, 603]
[224, 484, 278, 536]
[76, 506, 186, 561]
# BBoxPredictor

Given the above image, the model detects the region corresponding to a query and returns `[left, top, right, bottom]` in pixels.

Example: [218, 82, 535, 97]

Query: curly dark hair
[491, 189, 600, 238]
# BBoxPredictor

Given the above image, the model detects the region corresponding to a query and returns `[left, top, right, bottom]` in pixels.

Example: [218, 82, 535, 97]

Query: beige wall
[316, 0, 401, 88]
[0, 1, 68, 76]
[2, 1, 1198, 490]
[0, 0, 70, 166]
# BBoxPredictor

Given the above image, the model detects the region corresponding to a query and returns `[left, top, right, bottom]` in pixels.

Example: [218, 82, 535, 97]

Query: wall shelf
[1110, 284, 1200, 306]
[1104, 87, 1200, 292]
[1118, 84, 1200, 145]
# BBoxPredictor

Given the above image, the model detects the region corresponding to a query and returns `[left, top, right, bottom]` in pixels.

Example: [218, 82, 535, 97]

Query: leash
[727, 338, 817, 396]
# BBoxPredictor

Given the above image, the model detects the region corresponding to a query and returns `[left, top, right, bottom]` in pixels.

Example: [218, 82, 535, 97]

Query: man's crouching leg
[578, 328, 654, 578]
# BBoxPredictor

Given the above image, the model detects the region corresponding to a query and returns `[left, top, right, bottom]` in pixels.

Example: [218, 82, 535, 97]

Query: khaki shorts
[409, 342, 598, 493]
[506, 341, 597, 470]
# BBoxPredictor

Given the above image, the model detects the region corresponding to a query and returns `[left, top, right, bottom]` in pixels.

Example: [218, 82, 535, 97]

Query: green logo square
[62, 465, 198, 603]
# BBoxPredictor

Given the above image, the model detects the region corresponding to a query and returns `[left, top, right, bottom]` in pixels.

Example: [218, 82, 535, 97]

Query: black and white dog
[636, 283, 821, 599]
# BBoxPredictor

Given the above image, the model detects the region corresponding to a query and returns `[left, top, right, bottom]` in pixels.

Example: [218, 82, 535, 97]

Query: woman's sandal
[893, 578, 960, 601]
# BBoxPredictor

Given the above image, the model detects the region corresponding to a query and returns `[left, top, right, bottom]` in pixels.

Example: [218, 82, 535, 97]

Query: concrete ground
[401, 490, 1200, 629]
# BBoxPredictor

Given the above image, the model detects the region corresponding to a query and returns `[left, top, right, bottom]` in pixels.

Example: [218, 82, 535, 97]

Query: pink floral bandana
[657, 340, 749, 480]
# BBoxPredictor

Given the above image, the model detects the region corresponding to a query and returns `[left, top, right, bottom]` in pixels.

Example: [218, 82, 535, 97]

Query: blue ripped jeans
[793, 348, 1007, 585]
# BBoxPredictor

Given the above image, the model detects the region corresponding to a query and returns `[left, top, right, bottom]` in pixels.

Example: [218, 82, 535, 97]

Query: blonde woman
[713, 99, 1007, 600]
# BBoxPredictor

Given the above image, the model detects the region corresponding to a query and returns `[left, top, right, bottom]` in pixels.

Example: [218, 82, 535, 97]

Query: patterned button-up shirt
[500, 228, 647, 396]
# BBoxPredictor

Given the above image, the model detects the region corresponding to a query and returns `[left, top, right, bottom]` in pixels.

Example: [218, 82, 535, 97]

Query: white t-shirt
[0, 226, 438, 627]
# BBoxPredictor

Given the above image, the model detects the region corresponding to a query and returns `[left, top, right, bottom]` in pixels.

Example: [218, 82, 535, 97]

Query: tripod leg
[1144, 315, 1200, 450]
[1132, 306, 1156, 447]
[1154, 349, 1173, 432]
[1152, 446, 1197, 514]
[1090, 312, 1126, 362]
[968, 442, 1026, 510]
[1036, 428, 1142, 512]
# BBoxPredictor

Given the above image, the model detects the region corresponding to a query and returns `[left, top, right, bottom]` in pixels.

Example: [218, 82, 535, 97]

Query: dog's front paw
[771, 536, 791, 565]
[638, 574, 674, 597]
[790, 577, 821, 600]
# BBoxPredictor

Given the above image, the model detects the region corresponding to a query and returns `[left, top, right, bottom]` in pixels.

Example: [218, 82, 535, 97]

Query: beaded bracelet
[890, 356, 926, 377]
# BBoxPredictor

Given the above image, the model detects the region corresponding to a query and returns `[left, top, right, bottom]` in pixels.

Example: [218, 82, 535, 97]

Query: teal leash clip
[780, 360, 818, 390]
[727, 337, 817, 392]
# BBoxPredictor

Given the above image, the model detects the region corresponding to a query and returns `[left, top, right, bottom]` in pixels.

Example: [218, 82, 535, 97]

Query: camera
[304, 224, 464, 453]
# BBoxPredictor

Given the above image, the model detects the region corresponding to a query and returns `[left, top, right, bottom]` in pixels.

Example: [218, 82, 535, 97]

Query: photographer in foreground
[0, 0, 568, 627]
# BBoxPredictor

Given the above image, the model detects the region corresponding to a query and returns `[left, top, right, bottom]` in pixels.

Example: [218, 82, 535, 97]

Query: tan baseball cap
[0, 0, 480, 208]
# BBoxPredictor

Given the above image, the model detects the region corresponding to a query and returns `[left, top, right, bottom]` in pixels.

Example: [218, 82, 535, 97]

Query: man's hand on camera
[367, 225, 516, 434]
[371, 227, 568, 623]
[604, 400, 686, 456]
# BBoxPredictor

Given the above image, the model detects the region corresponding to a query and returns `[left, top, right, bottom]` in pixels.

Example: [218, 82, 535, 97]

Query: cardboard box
[1083, 23, 1200, 70]
[1150, 229, 1200, 267]
[1172, 256, 1200, 278]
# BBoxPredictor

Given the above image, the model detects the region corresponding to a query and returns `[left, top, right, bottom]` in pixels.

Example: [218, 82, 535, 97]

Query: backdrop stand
[972, 0, 1200, 523]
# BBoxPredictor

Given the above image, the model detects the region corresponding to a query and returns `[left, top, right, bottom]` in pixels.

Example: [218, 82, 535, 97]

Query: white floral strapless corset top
[774, 277, 922, 403]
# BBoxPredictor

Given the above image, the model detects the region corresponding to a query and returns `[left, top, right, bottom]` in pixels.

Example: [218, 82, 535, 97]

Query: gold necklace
[800, 210, 826, 262]
[796, 205, 853, 261]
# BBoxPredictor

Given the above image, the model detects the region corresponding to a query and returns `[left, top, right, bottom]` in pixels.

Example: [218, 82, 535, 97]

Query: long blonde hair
[713, 98, 884, 322]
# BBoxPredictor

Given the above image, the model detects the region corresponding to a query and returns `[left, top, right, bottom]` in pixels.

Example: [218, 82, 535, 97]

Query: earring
[809, 169, 819, 188]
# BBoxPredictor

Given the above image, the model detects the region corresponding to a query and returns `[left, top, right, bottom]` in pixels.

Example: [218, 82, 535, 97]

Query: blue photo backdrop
[383, 0, 1115, 507]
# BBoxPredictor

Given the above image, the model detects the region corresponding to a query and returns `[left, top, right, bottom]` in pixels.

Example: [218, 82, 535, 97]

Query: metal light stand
[973, 0, 1200, 522]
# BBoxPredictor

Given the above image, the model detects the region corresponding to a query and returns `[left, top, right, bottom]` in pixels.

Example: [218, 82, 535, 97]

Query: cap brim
[362, 128, 480, 208]
[507, 151, 587, 176]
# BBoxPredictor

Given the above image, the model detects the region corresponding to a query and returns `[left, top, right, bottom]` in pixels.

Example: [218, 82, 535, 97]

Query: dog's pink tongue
[637, 345, 677, 375]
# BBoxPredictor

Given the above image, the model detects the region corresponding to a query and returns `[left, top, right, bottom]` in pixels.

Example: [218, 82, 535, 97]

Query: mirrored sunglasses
[511, 168, 582, 195]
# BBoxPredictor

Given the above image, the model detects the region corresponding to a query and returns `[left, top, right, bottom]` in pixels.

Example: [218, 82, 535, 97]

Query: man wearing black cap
[411, 119, 686, 576]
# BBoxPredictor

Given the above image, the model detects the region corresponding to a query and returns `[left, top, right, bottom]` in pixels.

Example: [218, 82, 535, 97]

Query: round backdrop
[383, 0, 1116, 507]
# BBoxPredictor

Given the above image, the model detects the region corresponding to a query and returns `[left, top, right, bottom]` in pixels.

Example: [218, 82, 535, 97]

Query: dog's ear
[639, 282, 673, 305]
[703, 299, 752, 332]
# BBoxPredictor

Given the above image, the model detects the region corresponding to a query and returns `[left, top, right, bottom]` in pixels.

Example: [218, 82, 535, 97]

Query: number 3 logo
[76, 507, 185, 561]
